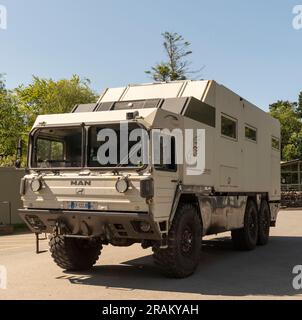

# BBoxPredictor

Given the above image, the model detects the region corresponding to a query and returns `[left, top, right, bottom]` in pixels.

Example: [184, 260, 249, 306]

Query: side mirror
[15, 139, 23, 169]
[15, 159, 21, 169]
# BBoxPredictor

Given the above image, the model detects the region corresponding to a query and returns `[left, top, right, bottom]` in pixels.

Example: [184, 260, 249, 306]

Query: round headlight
[31, 178, 42, 192]
[115, 177, 129, 193]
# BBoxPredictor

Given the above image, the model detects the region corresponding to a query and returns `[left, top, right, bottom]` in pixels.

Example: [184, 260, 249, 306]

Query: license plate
[68, 201, 92, 210]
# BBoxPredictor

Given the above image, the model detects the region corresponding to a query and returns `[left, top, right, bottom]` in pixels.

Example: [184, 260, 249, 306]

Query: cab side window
[154, 136, 177, 172]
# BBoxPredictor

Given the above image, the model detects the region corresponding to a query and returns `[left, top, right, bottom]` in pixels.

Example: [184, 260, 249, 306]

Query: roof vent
[72, 103, 97, 113]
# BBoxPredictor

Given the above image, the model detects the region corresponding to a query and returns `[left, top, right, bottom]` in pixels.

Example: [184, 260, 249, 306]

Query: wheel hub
[248, 211, 257, 238]
[181, 228, 194, 254]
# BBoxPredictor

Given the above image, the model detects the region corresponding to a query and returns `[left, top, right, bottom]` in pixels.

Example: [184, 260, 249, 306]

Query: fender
[168, 184, 212, 233]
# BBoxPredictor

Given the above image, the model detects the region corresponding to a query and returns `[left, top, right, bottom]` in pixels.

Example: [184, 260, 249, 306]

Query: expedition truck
[19, 80, 281, 278]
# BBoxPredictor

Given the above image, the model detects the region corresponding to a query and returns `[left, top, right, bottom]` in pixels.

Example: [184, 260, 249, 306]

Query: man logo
[70, 180, 91, 186]
[0, 265, 7, 289]
[0, 5, 7, 30]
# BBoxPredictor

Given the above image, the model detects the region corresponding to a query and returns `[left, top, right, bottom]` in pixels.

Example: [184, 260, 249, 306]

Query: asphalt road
[1, 209, 302, 300]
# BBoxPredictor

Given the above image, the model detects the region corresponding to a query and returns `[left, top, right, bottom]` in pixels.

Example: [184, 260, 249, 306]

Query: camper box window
[272, 136, 280, 150]
[184, 98, 216, 128]
[221, 114, 237, 140]
[245, 125, 257, 142]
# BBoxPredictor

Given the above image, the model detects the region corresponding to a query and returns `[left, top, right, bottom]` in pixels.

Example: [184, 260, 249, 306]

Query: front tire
[232, 200, 258, 251]
[153, 203, 202, 278]
[49, 235, 102, 271]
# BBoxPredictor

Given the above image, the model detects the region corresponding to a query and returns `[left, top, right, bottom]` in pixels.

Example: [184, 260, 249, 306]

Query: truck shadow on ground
[61, 236, 302, 297]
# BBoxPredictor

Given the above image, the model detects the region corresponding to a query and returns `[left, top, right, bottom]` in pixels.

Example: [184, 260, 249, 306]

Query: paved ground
[1, 209, 302, 300]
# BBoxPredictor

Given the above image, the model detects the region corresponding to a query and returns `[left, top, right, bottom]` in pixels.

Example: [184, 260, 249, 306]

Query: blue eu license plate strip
[68, 202, 92, 210]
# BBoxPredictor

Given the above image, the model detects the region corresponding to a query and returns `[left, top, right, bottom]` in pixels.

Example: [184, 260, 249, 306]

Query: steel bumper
[19, 209, 161, 240]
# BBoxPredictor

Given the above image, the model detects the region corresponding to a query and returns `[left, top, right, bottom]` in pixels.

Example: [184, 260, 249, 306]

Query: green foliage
[0, 77, 25, 166]
[15, 75, 97, 132]
[269, 100, 302, 161]
[0, 74, 97, 167]
[0, 74, 5, 92]
[146, 32, 200, 82]
[298, 91, 302, 117]
[146, 63, 171, 82]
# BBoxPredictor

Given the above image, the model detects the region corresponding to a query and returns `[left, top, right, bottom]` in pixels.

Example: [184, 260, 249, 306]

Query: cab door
[152, 134, 180, 221]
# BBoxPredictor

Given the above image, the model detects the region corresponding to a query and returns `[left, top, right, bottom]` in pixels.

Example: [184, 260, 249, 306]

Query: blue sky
[0, 0, 301, 111]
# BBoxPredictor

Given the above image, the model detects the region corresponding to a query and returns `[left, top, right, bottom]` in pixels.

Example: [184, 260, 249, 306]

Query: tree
[146, 32, 201, 82]
[0, 75, 25, 166]
[15, 75, 97, 132]
[298, 91, 302, 117]
[0, 73, 6, 93]
[0, 75, 97, 167]
[269, 100, 302, 161]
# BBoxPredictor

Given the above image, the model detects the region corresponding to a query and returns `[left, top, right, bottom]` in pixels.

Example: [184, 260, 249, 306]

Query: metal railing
[281, 190, 302, 207]
[281, 184, 302, 192]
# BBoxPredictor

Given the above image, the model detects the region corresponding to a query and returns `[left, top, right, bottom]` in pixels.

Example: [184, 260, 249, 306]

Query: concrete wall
[0, 168, 25, 224]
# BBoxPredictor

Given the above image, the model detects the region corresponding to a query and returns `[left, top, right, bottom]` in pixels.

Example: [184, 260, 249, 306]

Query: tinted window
[87, 123, 147, 168]
[272, 137, 280, 150]
[245, 125, 257, 142]
[184, 98, 216, 128]
[221, 115, 237, 139]
[32, 127, 82, 168]
[36, 139, 64, 161]
[154, 136, 177, 172]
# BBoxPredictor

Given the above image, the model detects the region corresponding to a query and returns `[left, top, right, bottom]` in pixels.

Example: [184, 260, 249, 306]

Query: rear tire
[232, 200, 258, 251]
[49, 235, 102, 271]
[153, 203, 202, 278]
[257, 200, 271, 246]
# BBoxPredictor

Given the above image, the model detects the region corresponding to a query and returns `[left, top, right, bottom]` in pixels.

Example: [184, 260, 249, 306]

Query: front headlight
[30, 178, 42, 192]
[115, 177, 129, 193]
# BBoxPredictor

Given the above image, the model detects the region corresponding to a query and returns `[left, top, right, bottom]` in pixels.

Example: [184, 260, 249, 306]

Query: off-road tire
[153, 203, 202, 278]
[49, 235, 102, 271]
[257, 200, 271, 246]
[232, 200, 258, 251]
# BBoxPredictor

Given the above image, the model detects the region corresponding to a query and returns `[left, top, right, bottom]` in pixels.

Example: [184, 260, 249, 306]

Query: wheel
[153, 203, 202, 278]
[257, 200, 271, 246]
[232, 200, 258, 251]
[49, 235, 102, 271]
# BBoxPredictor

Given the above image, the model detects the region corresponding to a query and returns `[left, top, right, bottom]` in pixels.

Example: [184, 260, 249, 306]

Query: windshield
[31, 127, 82, 168]
[88, 123, 147, 168]
[31, 123, 148, 169]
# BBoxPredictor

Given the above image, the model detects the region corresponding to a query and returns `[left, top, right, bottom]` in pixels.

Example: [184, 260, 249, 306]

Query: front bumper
[19, 209, 161, 240]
